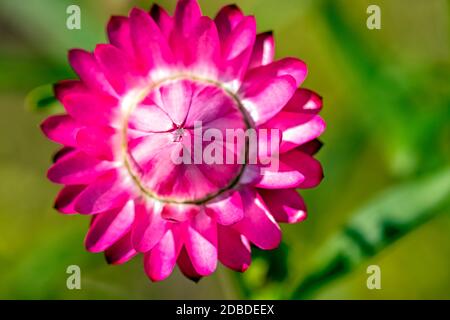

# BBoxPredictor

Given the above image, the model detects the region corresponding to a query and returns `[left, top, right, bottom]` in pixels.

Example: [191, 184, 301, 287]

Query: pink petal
[161, 203, 199, 222]
[214, 4, 244, 42]
[85, 200, 135, 252]
[283, 88, 323, 114]
[240, 75, 297, 125]
[262, 112, 326, 153]
[159, 80, 192, 125]
[105, 232, 138, 265]
[174, 0, 202, 36]
[233, 188, 281, 249]
[40, 115, 80, 146]
[258, 188, 307, 223]
[245, 57, 307, 88]
[205, 191, 244, 226]
[54, 185, 86, 214]
[185, 210, 218, 276]
[249, 32, 275, 69]
[218, 225, 251, 272]
[54, 80, 87, 102]
[62, 92, 119, 127]
[94, 44, 136, 95]
[130, 8, 173, 73]
[68, 49, 115, 95]
[47, 151, 112, 185]
[185, 17, 221, 74]
[258, 149, 323, 189]
[76, 126, 117, 160]
[150, 4, 174, 39]
[107, 16, 134, 58]
[128, 104, 174, 132]
[144, 227, 183, 282]
[223, 16, 256, 60]
[74, 170, 134, 214]
[132, 199, 168, 252]
[177, 247, 202, 282]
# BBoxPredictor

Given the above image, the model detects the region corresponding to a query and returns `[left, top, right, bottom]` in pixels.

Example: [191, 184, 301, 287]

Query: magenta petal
[76, 126, 117, 160]
[218, 225, 251, 272]
[62, 92, 119, 127]
[185, 210, 218, 276]
[132, 200, 168, 252]
[128, 104, 174, 132]
[85, 200, 135, 252]
[41, 115, 80, 146]
[262, 112, 326, 153]
[74, 170, 133, 214]
[174, 0, 202, 36]
[177, 247, 202, 282]
[47, 151, 112, 185]
[284, 88, 323, 114]
[240, 75, 297, 125]
[54, 80, 87, 102]
[68, 49, 115, 95]
[94, 44, 135, 95]
[281, 149, 324, 189]
[161, 203, 199, 222]
[107, 16, 134, 58]
[54, 185, 86, 214]
[186, 17, 221, 72]
[105, 232, 138, 265]
[150, 4, 174, 39]
[223, 16, 256, 60]
[254, 160, 305, 189]
[159, 80, 192, 125]
[298, 139, 323, 155]
[205, 191, 244, 226]
[245, 58, 307, 88]
[249, 32, 275, 69]
[130, 8, 173, 72]
[144, 227, 183, 282]
[214, 4, 244, 42]
[233, 188, 281, 250]
[258, 189, 307, 224]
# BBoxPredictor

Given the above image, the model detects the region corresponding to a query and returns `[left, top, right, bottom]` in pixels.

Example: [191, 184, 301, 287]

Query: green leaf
[25, 84, 63, 114]
[290, 167, 450, 299]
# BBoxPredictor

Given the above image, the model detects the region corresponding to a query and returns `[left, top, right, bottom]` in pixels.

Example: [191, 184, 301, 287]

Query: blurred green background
[0, 0, 449, 299]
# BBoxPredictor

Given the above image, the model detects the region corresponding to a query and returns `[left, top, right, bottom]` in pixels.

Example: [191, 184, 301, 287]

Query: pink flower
[41, 0, 325, 282]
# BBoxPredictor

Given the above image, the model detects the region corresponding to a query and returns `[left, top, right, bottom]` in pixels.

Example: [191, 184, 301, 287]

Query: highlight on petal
[249, 32, 275, 69]
[132, 199, 168, 252]
[233, 188, 281, 250]
[262, 112, 326, 153]
[185, 210, 218, 276]
[144, 227, 183, 282]
[240, 75, 297, 125]
[259, 188, 307, 224]
[205, 190, 244, 226]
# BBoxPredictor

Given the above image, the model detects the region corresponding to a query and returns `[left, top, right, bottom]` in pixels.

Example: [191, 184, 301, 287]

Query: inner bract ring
[121, 76, 251, 204]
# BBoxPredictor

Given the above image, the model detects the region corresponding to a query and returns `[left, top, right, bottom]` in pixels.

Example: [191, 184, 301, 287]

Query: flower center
[121, 76, 251, 204]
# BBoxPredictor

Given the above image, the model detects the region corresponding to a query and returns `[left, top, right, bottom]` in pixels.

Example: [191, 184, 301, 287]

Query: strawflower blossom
[41, 0, 325, 282]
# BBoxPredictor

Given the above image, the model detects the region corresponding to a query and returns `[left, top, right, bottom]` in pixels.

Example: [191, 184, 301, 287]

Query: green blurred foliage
[0, 0, 448, 299]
